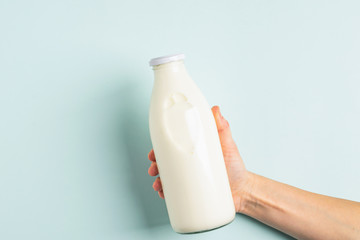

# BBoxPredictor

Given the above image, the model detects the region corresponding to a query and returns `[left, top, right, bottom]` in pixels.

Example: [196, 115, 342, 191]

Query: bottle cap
[149, 53, 185, 66]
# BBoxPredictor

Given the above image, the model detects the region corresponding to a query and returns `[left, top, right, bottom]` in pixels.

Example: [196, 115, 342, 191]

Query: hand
[147, 106, 251, 212]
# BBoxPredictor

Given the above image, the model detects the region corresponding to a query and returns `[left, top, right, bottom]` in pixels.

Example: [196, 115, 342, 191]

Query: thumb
[211, 106, 237, 150]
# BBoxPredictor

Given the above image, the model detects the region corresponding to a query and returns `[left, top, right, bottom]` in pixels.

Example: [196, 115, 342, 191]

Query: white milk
[148, 54, 235, 233]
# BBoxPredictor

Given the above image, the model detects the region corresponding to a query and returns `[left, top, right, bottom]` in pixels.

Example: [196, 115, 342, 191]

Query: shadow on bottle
[120, 82, 169, 229]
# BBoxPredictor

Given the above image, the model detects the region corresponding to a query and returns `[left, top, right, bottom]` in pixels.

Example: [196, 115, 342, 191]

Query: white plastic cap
[149, 53, 185, 66]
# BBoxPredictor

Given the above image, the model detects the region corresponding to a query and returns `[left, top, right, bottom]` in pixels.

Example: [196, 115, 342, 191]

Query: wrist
[234, 171, 257, 214]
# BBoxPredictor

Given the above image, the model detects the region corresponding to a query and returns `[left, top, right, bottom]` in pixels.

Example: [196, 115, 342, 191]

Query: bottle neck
[152, 60, 189, 81]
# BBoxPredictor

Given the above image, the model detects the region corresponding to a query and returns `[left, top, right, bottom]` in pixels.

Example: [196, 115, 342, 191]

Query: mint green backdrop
[1, 1, 359, 239]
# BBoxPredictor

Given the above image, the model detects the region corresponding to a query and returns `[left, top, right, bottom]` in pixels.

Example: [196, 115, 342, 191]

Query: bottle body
[149, 59, 235, 233]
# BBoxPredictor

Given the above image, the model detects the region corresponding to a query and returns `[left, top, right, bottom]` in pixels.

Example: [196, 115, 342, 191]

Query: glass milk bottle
[148, 54, 235, 233]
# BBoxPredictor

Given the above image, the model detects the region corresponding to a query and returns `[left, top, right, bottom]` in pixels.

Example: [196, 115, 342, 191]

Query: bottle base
[174, 214, 236, 234]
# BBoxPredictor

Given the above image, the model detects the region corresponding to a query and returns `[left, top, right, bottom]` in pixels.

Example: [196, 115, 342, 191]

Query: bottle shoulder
[150, 78, 207, 108]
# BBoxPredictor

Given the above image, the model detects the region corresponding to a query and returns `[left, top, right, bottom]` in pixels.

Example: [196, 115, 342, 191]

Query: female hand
[147, 106, 251, 212]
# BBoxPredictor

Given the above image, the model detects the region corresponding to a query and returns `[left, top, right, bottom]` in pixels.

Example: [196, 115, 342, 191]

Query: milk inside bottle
[148, 54, 235, 233]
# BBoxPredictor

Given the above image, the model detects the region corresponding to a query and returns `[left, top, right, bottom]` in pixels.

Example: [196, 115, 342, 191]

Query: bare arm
[148, 106, 360, 239]
[240, 172, 360, 239]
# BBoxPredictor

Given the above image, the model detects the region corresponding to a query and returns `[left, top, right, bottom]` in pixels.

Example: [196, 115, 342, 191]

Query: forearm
[239, 172, 360, 240]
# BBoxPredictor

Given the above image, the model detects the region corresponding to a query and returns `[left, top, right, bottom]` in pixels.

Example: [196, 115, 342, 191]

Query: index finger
[148, 149, 156, 162]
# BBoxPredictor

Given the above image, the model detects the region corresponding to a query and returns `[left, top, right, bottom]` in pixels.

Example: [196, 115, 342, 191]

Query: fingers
[148, 149, 159, 176]
[153, 177, 162, 191]
[211, 106, 234, 146]
[148, 149, 156, 162]
[148, 149, 164, 199]
[158, 190, 165, 199]
[153, 177, 165, 199]
[152, 176, 164, 199]
[211, 106, 230, 132]
[148, 162, 159, 176]
[153, 177, 165, 198]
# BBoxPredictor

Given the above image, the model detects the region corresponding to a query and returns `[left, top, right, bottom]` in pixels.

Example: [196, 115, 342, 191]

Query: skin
[148, 106, 360, 240]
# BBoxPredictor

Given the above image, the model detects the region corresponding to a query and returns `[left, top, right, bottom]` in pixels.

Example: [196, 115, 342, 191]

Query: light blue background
[1, 1, 359, 239]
